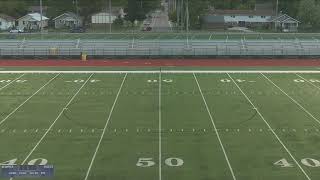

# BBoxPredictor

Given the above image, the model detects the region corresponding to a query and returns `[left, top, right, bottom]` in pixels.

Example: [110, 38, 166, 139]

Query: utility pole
[75, 0, 79, 17]
[40, 0, 43, 38]
[177, 0, 180, 30]
[275, 0, 279, 31]
[186, 0, 189, 33]
[109, 0, 112, 33]
[181, 0, 184, 31]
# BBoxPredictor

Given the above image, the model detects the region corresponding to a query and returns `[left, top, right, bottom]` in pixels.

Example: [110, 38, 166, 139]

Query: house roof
[53, 12, 81, 21]
[18, 13, 49, 21]
[0, 14, 15, 21]
[209, 9, 275, 16]
[270, 14, 300, 23]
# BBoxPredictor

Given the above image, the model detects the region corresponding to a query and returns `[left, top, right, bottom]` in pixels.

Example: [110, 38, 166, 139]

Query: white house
[91, 7, 125, 24]
[53, 12, 82, 29]
[17, 13, 49, 31]
[0, 14, 15, 31]
[209, 9, 274, 27]
[271, 14, 300, 32]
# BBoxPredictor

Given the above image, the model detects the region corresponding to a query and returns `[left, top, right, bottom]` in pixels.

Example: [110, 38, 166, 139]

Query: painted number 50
[136, 157, 184, 167]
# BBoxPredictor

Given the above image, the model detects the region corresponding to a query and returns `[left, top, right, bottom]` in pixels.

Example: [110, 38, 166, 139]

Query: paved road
[149, 0, 172, 32]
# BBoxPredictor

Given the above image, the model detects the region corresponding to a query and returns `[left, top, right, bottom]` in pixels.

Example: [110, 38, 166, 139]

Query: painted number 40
[274, 158, 320, 168]
[136, 157, 184, 167]
[0, 158, 48, 165]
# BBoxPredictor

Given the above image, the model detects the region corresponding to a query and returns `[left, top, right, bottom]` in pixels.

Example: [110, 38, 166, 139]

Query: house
[0, 14, 15, 30]
[204, 9, 274, 28]
[17, 13, 49, 31]
[203, 2, 275, 29]
[270, 14, 300, 32]
[53, 12, 82, 29]
[91, 7, 125, 25]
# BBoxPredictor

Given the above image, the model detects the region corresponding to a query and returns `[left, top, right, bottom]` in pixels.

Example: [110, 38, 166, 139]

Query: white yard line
[227, 73, 311, 180]
[193, 73, 236, 180]
[0, 74, 60, 127]
[0, 74, 25, 91]
[83, 73, 127, 180]
[295, 74, 320, 91]
[158, 71, 162, 180]
[0, 70, 320, 74]
[262, 73, 320, 125]
[20, 73, 94, 165]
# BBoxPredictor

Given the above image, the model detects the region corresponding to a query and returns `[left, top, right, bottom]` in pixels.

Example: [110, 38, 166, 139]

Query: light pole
[109, 0, 112, 33]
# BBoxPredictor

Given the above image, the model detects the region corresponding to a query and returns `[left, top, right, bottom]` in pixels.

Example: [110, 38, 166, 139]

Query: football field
[1, 70, 320, 180]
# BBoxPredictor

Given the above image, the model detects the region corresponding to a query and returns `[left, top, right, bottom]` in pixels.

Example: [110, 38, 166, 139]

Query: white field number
[294, 79, 320, 83]
[0, 158, 48, 165]
[220, 79, 248, 83]
[66, 79, 100, 83]
[148, 79, 173, 83]
[136, 157, 183, 167]
[0, 80, 27, 83]
[274, 158, 320, 168]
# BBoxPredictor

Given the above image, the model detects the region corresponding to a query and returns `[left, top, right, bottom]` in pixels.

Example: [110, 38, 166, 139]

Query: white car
[9, 29, 24, 33]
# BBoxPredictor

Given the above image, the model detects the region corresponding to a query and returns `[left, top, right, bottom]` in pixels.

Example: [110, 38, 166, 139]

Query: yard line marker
[227, 73, 311, 180]
[0, 74, 60, 127]
[158, 70, 162, 180]
[295, 74, 320, 91]
[20, 74, 93, 165]
[0, 74, 25, 91]
[193, 73, 236, 180]
[84, 73, 127, 180]
[262, 73, 320, 126]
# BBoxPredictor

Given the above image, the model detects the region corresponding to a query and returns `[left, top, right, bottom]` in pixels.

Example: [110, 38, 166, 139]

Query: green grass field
[1, 69, 320, 180]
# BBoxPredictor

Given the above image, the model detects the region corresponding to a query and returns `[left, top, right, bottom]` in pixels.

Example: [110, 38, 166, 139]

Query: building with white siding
[0, 14, 15, 31]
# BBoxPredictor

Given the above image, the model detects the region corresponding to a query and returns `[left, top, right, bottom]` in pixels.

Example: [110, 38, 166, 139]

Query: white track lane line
[84, 73, 127, 180]
[295, 74, 320, 91]
[0, 71, 320, 74]
[159, 71, 162, 180]
[20, 73, 94, 165]
[193, 73, 236, 180]
[0, 74, 60, 127]
[0, 74, 25, 91]
[262, 73, 320, 125]
[227, 73, 311, 180]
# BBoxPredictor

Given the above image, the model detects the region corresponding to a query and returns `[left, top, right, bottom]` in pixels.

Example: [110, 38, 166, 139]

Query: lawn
[0, 69, 320, 180]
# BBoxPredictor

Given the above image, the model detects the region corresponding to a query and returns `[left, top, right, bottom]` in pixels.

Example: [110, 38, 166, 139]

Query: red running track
[0, 59, 320, 67]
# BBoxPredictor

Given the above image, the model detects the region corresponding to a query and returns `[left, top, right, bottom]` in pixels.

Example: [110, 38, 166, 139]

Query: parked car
[142, 26, 152, 31]
[70, 27, 85, 33]
[9, 29, 24, 33]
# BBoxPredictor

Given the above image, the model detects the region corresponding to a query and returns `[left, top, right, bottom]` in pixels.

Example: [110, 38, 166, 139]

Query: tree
[298, 0, 320, 27]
